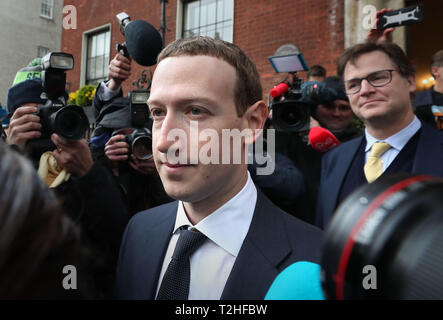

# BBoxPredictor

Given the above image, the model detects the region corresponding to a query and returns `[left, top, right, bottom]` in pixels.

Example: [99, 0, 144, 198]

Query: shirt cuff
[98, 81, 121, 101]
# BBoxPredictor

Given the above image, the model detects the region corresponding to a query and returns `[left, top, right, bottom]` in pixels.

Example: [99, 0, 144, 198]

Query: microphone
[265, 261, 324, 300]
[308, 126, 339, 152]
[270, 82, 289, 98]
[120, 19, 163, 66]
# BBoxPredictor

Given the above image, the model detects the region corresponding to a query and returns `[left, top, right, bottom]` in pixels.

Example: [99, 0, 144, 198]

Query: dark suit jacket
[413, 87, 439, 129]
[315, 123, 443, 229]
[114, 189, 323, 300]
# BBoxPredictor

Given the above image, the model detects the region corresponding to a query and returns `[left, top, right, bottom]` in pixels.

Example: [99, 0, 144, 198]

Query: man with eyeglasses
[315, 41, 443, 229]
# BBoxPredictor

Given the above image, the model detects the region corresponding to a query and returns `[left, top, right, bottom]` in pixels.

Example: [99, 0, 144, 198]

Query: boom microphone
[308, 126, 339, 152]
[116, 12, 163, 67]
[124, 20, 163, 66]
[265, 261, 324, 300]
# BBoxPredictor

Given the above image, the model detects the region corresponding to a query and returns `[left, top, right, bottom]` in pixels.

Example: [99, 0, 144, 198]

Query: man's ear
[431, 66, 439, 78]
[407, 74, 417, 93]
[242, 100, 268, 144]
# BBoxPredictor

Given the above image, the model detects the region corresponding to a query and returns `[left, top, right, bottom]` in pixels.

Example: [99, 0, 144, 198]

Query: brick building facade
[62, 0, 345, 99]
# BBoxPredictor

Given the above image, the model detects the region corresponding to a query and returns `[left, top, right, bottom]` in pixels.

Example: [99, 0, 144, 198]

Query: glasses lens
[368, 70, 391, 87]
[345, 80, 361, 94]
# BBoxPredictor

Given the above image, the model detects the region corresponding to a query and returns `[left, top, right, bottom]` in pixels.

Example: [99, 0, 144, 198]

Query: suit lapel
[412, 124, 443, 177]
[323, 137, 363, 221]
[221, 190, 290, 299]
[142, 204, 177, 299]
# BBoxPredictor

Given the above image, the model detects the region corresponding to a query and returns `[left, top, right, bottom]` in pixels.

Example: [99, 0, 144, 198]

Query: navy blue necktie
[156, 228, 207, 300]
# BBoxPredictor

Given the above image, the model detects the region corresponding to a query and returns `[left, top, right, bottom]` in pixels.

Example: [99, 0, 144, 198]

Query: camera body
[27, 52, 89, 152]
[270, 77, 344, 132]
[271, 76, 311, 132]
[36, 100, 89, 141]
[123, 90, 153, 160]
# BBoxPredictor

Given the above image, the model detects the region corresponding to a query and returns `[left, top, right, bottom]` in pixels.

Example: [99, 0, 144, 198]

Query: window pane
[86, 29, 110, 84]
[206, 0, 216, 25]
[87, 57, 95, 80]
[41, 0, 53, 18]
[200, 1, 208, 26]
[183, 0, 233, 42]
[185, 2, 199, 30]
[96, 33, 105, 56]
[224, 0, 233, 21]
[217, 0, 224, 21]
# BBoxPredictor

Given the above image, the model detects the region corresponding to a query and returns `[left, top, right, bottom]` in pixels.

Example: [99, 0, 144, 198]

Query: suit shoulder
[260, 195, 323, 262]
[281, 211, 323, 263]
[280, 210, 323, 241]
[128, 201, 178, 230]
[321, 136, 362, 168]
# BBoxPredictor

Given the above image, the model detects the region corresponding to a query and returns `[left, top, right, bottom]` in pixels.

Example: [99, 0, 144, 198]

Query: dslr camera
[122, 90, 153, 160]
[28, 52, 89, 151]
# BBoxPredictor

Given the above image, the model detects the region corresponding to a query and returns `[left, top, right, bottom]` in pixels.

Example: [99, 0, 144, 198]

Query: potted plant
[68, 84, 97, 123]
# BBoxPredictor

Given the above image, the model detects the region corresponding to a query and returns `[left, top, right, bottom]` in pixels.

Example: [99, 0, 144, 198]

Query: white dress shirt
[155, 172, 257, 300]
[364, 116, 421, 172]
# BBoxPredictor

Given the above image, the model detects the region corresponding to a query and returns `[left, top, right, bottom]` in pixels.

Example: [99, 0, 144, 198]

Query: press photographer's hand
[51, 134, 93, 177]
[6, 104, 41, 150]
[105, 134, 129, 162]
[107, 53, 132, 91]
[129, 154, 156, 175]
[366, 8, 395, 43]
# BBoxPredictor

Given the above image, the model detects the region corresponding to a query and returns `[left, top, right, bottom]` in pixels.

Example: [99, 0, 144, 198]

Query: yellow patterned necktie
[364, 142, 391, 183]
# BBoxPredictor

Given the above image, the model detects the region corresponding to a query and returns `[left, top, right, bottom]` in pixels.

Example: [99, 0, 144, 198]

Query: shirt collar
[173, 172, 257, 257]
[365, 116, 421, 152]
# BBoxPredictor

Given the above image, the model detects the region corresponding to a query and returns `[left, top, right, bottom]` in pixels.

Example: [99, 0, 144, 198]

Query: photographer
[413, 50, 443, 129]
[90, 52, 172, 215]
[307, 76, 362, 141]
[274, 76, 362, 224]
[306, 64, 326, 82]
[5, 58, 129, 298]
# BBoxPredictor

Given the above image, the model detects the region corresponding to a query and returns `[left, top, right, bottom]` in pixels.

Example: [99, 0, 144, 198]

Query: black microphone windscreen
[125, 20, 163, 66]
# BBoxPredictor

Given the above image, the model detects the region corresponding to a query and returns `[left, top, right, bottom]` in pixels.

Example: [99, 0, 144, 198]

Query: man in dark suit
[115, 36, 323, 300]
[315, 41, 443, 230]
[413, 49, 443, 129]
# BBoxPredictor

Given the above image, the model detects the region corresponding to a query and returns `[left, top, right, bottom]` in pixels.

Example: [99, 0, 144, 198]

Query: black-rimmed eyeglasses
[344, 69, 395, 95]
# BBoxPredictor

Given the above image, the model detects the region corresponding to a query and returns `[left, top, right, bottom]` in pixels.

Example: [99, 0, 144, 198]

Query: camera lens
[321, 173, 443, 299]
[271, 100, 310, 132]
[52, 106, 89, 140]
[132, 135, 152, 160]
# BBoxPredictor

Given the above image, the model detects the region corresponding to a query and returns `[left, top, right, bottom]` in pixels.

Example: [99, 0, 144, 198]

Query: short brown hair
[430, 50, 443, 75]
[307, 65, 326, 79]
[337, 42, 416, 81]
[157, 36, 263, 116]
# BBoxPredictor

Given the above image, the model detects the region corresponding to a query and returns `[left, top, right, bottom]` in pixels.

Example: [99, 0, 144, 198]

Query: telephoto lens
[49, 105, 89, 140]
[321, 173, 443, 299]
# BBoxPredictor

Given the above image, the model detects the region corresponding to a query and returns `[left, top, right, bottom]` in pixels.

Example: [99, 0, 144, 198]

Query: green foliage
[68, 85, 96, 107]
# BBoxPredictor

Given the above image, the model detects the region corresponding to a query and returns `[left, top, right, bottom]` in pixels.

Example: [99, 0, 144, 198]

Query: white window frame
[40, 0, 54, 20]
[177, 0, 234, 42]
[80, 24, 112, 87]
